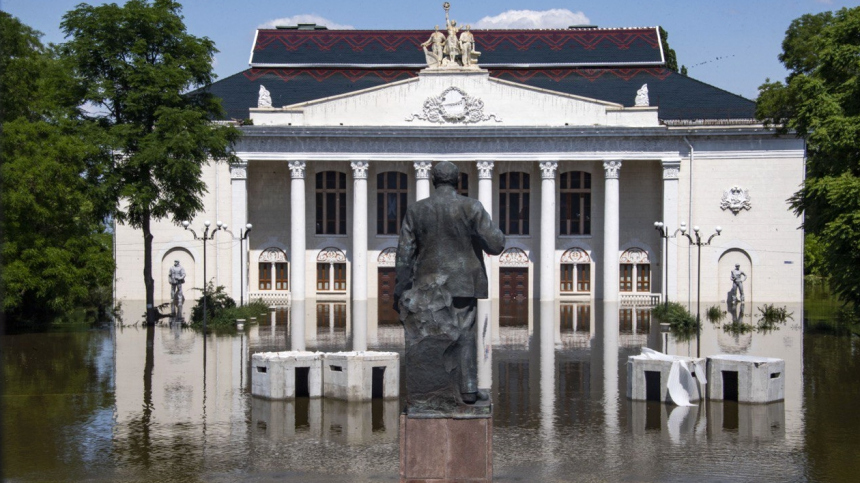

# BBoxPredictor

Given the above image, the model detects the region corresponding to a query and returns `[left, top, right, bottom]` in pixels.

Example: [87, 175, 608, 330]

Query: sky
[1, 0, 855, 100]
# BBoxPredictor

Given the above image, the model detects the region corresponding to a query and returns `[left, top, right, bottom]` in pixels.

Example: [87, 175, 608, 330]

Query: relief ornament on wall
[406, 86, 501, 124]
[720, 185, 752, 214]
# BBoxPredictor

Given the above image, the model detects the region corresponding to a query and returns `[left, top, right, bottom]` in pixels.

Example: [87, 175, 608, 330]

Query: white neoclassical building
[114, 23, 804, 332]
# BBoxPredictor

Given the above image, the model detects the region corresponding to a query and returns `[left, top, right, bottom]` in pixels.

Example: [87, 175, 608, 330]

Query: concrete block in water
[706, 354, 785, 403]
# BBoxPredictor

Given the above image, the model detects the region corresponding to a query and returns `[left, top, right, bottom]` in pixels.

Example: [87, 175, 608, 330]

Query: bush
[706, 304, 725, 323]
[188, 283, 269, 333]
[652, 302, 699, 341]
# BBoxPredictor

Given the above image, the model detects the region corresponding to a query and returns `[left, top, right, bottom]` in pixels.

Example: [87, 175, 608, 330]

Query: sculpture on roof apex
[635, 84, 649, 107]
[258, 85, 272, 108]
[422, 2, 481, 70]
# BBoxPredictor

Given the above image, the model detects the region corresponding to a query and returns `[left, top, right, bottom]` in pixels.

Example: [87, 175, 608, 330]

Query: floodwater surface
[3, 300, 859, 482]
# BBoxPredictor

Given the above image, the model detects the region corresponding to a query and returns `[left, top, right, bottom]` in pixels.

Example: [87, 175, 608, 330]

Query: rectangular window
[333, 263, 347, 291]
[576, 304, 590, 332]
[560, 172, 591, 235]
[499, 172, 530, 235]
[620, 264, 633, 292]
[259, 263, 272, 290]
[637, 264, 651, 292]
[636, 309, 651, 334]
[317, 263, 330, 291]
[315, 171, 347, 235]
[620, 308, 633, 333]
[561, 265, 574, 292]
[577, 264, 591, 292]
[275, 262, 288, 291]
[377, 172, 407, 235]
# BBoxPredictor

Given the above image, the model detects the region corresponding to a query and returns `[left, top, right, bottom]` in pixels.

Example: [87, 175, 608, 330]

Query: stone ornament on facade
[414, 161, 433, 179]
[350, 161, 369, 179]
[317, 247, 347, 263]
[720, 185, 752, 214]
[476, 161, 494, 179]
[603, 160, 622, 179]
[499, 247, 530, 267]
[635, 84, 649, 107]
[377, 247, 397, 267]
[561, 247, 591, 263]
[259, 247, 287, 263]
[619, 248, 649, 263]
[230, 163, 247, 180]
[258, 85, 272, 108]
[662, 160, 680, 180]
[288, 160, 306, 179]
[406, 86, 501, 124]
[539, 161, 558, 179]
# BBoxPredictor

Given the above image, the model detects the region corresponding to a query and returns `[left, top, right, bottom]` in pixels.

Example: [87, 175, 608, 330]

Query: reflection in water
[4, 300, 847, 481]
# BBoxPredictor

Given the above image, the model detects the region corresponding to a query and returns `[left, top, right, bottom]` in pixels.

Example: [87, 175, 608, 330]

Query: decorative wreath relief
[406, 86, 501, 124]
[720, 185, 752, 214]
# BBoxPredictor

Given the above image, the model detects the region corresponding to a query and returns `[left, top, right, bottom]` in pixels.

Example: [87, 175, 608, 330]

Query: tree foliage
[1, 12, 114, 323]
[757, 7, 860, 307]
[60, 0, 241, 324]
[659, 26, 679, 72]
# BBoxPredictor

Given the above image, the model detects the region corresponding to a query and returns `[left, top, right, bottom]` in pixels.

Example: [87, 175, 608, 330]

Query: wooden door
[377, 268, 399, 325]
[500, 267, 529, 301]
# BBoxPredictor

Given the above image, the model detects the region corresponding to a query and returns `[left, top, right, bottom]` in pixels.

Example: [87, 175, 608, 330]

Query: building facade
[114, 25, 804, 322]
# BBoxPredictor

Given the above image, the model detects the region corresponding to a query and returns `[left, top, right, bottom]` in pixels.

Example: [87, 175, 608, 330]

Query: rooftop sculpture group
[421, 2, 481, 70]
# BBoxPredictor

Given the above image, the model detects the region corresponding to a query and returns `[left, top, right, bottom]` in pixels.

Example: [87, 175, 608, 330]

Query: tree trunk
[143, 214, 157, 325]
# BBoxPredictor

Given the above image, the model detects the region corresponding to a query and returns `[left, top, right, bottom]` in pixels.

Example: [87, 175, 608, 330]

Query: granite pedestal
[400, 402, 493, 483]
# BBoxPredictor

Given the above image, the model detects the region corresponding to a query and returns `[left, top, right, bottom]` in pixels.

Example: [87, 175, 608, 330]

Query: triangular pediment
[249, 70, 659, 128]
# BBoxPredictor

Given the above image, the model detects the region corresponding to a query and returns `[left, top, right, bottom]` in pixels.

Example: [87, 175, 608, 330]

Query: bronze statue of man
[395, 161, 505, 406]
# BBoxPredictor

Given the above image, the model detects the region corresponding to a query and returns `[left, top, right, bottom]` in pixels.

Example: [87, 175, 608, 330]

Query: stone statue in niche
[729, 263, 747, 303]
[168, 260, 186, 320]
[422, 3, 481, 70]
[257, 85, 272, 108]
[395, 161, 505, 413]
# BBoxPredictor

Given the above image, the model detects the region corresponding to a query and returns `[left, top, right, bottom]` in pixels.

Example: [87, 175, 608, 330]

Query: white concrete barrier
[250, 351, 322, 399]
[322, 352, 400, 401]
[626, 350, 705, 404]
[706, 354, 785, 403]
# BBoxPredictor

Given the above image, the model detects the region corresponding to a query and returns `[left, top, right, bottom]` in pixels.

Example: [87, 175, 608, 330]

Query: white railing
[247, 291, 291, 307]
[620, 293, 660, 306]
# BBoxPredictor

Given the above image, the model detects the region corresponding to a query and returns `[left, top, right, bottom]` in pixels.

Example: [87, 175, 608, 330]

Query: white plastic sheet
[639, 348, 707, 406]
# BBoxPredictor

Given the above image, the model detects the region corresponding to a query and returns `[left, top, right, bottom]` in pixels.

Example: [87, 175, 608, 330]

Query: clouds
[258, 14, 354, 30]
[472, 9, 590, 29]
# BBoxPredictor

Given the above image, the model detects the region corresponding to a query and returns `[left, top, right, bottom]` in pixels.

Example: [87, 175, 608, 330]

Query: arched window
[620, 248, 650, 293]
[259, 248, 288, 291]
[316, 171, 347, 235]
[377, 172, 408, 235]
[316, 247, 347, 292]
[560, 171, 591, 235]
[499, 172, 530, 235]
[560, 248, 591, 293]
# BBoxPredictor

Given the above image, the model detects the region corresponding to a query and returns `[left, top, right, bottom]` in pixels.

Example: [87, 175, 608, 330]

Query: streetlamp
[679, 223, 721, 357]
[232, 224, 252, 306]
[653, 221, 684, 311]
[183, 219, 226, 334]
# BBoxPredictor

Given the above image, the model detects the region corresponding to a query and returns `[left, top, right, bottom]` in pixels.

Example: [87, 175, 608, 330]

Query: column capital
[539, 161, 558, 179]
[230, 162, 247, 180]
[414, 161, 433, 179]
[288, 160, 306, 179]
[476, 161, 495, 179]
[662, 158, 681, 180]
[350, 161, 369, 179]
[603, 160, 622, 179]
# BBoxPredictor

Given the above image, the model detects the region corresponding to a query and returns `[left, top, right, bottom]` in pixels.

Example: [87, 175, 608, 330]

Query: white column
[289, 161, 307, 304]
[351, 161, 369, 351]
[539, 161, 558, 302]
[414, 161, 432, 201]
[603, 160, 622, 302]
[230, 162, 248, 303]
[476, 161, 494, 390]
[662, 159, 681, 303]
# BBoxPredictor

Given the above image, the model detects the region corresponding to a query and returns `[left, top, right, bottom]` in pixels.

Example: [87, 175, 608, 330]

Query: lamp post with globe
[182, 220, 226, 334]
[679, 224, 722, 357]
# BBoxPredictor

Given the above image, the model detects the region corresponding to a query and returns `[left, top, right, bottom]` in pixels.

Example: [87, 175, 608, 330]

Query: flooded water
[3, 300, 859, 482]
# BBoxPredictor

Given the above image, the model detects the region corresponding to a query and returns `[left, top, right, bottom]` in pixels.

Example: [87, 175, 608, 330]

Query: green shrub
[652, 302, 699, 341]
[706, 304, 725, 323]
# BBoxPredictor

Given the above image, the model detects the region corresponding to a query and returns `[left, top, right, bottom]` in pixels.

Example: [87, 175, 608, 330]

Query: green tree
[1, 12, 115, 322]
[60, 0, 241, 324]
[659, 26, 679, 72]
[757, 7, 860, 307]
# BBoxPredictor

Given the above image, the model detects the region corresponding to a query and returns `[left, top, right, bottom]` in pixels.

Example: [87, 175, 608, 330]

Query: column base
[400, 412, 493, 482]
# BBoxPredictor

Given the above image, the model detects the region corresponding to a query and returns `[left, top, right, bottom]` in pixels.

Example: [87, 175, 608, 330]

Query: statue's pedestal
[400, 402, 492, 482]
